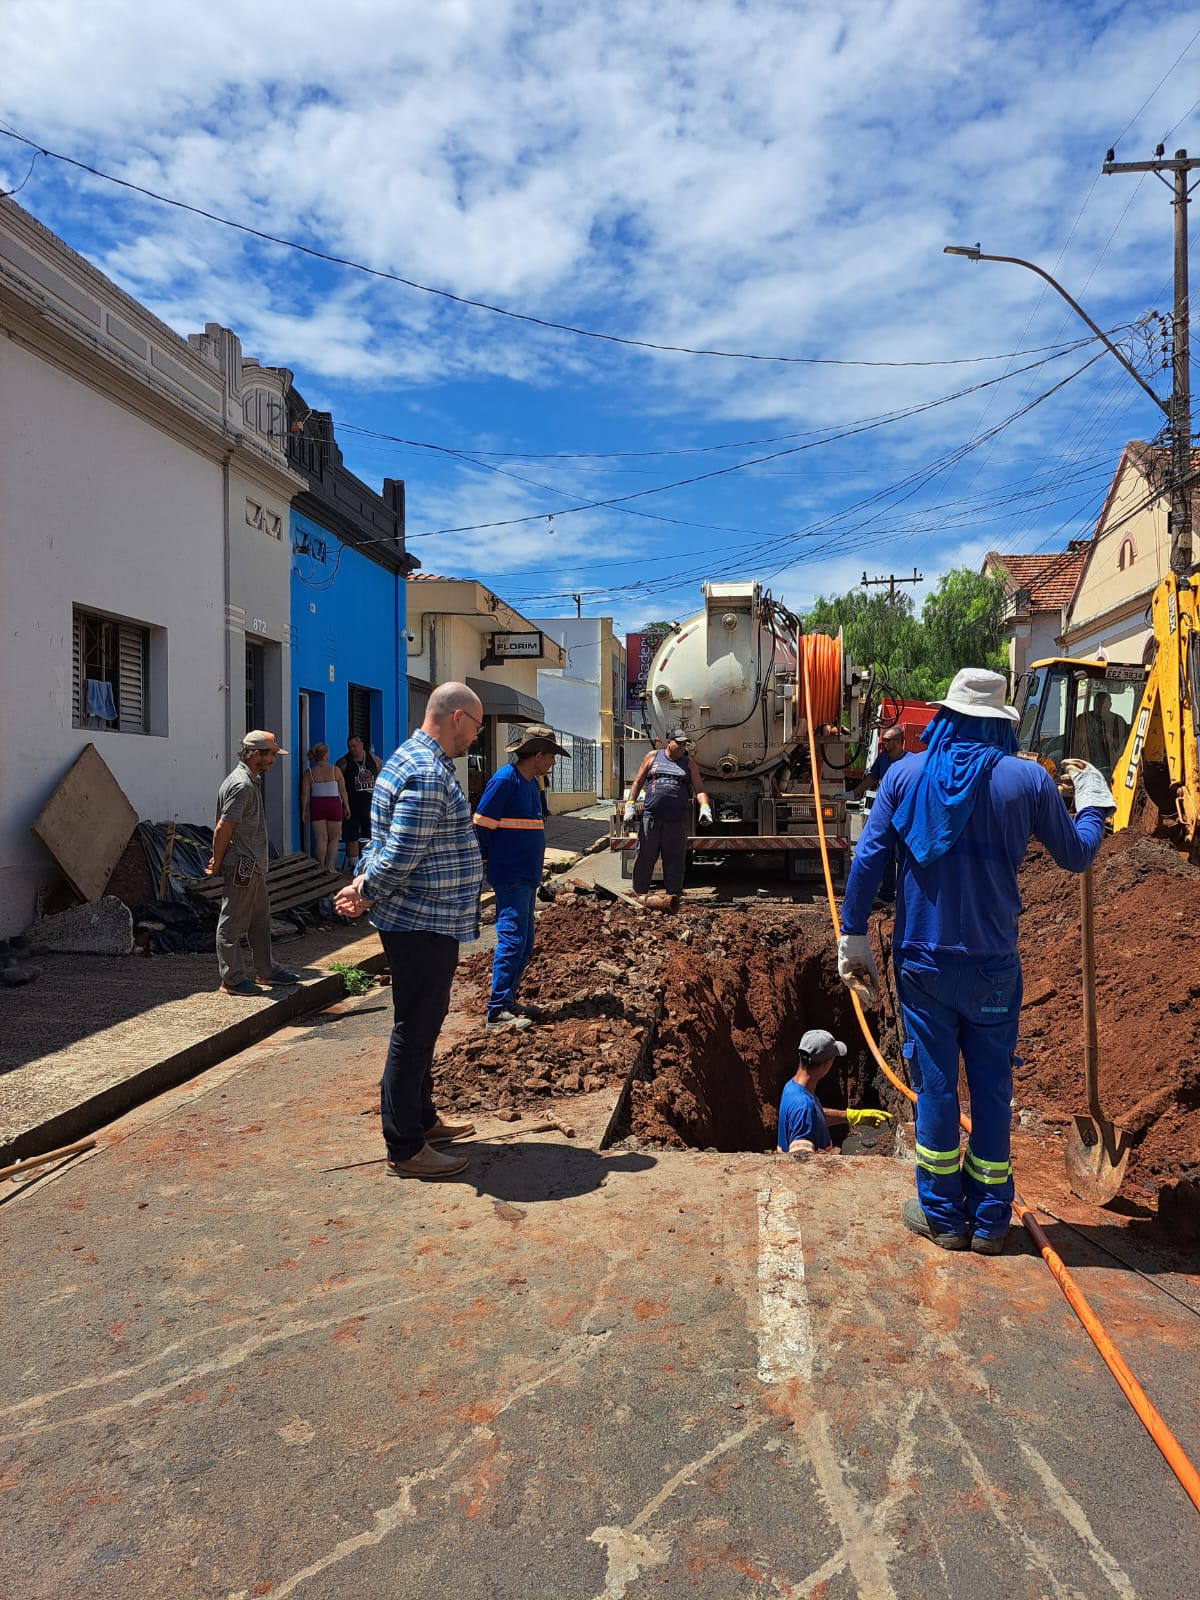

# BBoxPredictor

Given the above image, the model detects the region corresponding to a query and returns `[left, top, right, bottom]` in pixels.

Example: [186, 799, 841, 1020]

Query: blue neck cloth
[891, 711, 1018, 866]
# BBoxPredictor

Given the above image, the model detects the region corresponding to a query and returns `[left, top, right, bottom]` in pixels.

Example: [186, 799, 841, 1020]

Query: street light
[942, 244, 1167, 414]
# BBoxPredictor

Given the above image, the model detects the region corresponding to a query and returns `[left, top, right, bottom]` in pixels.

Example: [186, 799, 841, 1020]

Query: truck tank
[630, 580, 858, 879]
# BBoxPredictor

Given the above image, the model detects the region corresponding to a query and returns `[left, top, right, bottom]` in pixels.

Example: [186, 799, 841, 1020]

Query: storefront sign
[490, 631, 544, 658]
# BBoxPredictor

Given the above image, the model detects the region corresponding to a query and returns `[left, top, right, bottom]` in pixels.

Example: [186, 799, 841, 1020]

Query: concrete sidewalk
[0, 807, 612, 1167]
[3, 996, 1198, 1599]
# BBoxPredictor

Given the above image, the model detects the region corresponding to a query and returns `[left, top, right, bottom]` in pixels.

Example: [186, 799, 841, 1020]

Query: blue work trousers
[895, 949, 1022, 1239]
[487, 880, 537, 1019]
[378, 929, 459, 1162]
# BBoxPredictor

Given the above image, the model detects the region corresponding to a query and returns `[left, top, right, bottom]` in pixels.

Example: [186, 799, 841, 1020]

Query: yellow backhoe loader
[1015, 571, 1200, 852]
[1111, 572, 1200, 845]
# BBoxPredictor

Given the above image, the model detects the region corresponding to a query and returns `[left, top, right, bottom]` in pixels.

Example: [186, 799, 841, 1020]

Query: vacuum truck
[613, 580, 868, 884]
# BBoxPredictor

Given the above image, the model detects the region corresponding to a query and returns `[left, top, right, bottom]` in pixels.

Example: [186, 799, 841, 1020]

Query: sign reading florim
[485, 631, 545, 663]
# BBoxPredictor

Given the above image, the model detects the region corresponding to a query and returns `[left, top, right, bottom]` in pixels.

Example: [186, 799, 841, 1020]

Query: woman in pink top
[300, 743, 350, 870]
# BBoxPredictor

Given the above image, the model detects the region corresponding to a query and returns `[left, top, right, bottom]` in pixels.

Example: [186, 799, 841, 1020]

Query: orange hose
[800, 643, 1200, 1517]
[797, 632, 843, 730]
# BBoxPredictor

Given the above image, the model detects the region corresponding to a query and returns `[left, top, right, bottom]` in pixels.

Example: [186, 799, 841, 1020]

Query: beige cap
[244, 729, 287, 754]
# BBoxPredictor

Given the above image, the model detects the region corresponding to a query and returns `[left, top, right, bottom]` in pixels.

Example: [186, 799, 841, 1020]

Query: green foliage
[329, 962, 374, 996]
[806, 566, 1009, 702]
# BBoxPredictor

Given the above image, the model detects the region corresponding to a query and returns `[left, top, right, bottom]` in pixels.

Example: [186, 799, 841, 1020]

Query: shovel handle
[1080, 867, 1102, 1121]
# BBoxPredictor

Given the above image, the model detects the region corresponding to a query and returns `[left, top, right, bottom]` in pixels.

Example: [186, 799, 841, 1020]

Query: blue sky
[3, 0, 1198, 636]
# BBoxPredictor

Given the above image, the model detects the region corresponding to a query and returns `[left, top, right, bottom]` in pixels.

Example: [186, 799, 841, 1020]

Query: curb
[0, 946, 389, 1169]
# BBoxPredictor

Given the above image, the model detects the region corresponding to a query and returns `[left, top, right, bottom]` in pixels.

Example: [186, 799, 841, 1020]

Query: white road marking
[1017, 1438, 1138, 1599]
[756, 1183, 815, 1383]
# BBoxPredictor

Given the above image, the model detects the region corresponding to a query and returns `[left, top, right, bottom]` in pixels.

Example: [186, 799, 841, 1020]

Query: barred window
[72, 607, 151, 734]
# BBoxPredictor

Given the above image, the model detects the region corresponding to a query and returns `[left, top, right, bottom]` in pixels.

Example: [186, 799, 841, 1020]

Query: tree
[917, 568, 1008, 700]
[805, 567, 1008, 703]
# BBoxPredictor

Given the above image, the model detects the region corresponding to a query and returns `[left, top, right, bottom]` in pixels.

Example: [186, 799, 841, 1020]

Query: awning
[467, 677, 544, 722]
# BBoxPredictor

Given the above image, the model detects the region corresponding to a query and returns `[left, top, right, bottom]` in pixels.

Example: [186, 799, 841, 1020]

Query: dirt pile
[1009, 831, 1200, 1200]
[434, 895, 667, 1117]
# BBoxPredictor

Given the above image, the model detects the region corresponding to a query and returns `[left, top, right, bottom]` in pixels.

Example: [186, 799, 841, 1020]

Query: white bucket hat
[931, 668, 1019, 724]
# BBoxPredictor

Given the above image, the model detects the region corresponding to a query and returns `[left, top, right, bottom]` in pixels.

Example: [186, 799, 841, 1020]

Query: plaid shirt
[360, 730, 483, 940]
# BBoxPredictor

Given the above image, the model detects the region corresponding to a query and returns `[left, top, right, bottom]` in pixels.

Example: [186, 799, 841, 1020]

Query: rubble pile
[434, 893, 669, 1116]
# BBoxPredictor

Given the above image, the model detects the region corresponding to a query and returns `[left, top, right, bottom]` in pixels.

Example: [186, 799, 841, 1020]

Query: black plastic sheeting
[132, 823, 342, 953]
[136, 821, 215, 904]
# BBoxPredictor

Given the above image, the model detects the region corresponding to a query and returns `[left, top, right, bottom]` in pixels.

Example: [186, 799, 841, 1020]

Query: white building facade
[0, 198, 301, 933]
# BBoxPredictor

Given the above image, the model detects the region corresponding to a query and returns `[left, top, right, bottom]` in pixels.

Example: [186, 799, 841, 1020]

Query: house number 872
[250, 617, 268, 634]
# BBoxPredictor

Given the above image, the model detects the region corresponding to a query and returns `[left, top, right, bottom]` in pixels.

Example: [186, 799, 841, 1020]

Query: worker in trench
[623, 727, 712, 908]
[777, 1030, 893, 1156]
[835, 668, 1116, 1255]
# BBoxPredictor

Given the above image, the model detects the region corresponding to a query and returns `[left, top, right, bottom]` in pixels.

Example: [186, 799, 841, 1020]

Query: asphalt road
[3, 979, 1200, 1599]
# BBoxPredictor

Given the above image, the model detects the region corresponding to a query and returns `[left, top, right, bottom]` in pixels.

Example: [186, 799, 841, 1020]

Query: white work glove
[837, 934, 880, 1007]
[623, 801, 636, 823]
[698, 804, 713, 828]
[1061, 759, 1117, 813]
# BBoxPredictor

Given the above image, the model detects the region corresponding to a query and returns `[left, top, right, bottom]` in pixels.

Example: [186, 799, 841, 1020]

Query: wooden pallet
[184, 853, 344, 915]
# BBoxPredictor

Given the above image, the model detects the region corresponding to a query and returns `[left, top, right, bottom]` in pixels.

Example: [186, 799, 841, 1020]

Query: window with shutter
[72, 606, 155, 735]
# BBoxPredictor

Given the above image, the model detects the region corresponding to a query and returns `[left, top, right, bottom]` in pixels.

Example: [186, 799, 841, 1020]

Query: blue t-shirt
[865, 746, 900, 786]
[841, 752, 1104, 957]
[472, 763, 546, 886]
[777, 1080, 832, 1153]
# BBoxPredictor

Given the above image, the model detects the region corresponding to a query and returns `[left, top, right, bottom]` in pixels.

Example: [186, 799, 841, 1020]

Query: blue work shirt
[864, 746, 901, 787]
[473, 762, 546, 886]
[776, 1080, 832, 1152]
[841, 753, 1105, 957]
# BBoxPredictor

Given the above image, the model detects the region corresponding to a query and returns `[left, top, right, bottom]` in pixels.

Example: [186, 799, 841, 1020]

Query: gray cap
[667, 726, 688, 742]
[798, 1028, 847, 1062]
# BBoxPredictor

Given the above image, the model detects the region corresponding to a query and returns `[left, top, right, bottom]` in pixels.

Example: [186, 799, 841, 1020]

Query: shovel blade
[1065, 1113, 1133, 1205]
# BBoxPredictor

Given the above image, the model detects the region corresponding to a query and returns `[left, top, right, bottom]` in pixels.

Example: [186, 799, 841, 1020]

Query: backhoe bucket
[1065, 867, 1134, 1205]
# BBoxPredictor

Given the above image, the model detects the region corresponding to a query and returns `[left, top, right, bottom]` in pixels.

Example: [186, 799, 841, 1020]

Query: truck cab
[1014, 658, 1146, 782]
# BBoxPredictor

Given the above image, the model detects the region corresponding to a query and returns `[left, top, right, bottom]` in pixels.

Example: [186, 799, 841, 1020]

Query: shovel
[1065, 866, 1133, 1204]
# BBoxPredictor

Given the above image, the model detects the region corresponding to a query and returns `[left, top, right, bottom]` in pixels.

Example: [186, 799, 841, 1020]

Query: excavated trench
[614, 913, 899, 1155]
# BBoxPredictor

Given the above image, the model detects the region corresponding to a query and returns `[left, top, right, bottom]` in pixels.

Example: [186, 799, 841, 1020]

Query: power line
[0, 123, 1142, 372]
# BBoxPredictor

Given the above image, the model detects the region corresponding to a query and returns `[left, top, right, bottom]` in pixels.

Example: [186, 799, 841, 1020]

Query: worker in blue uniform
[473, 723, 570, 1033]
[850, 724, 906, 903]
[836, 668, 1115, 1255]
[777, 1028, 893, 1156]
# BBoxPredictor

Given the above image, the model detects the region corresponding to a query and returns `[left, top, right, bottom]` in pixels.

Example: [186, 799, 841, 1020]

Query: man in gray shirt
[205, 730, 300, 995]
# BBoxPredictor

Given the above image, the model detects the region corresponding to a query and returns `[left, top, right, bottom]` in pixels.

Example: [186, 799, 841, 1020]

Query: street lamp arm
[943, 246, 1168, 415]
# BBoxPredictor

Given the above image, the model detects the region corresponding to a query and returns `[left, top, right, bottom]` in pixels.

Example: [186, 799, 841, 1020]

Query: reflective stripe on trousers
[896, 949, 1020, 1238]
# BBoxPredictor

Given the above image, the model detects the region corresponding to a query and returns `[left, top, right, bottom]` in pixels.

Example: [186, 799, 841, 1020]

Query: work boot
[386, 1144, 468, 1180]
[425, 1117, 476, 1145]
[485, 1010, 533, 1033]
[220, 979, 260, 996]
[901, 1198, 969, 1251]
[970, 1230, 1008, 1256]
[258, 968, 301, 985]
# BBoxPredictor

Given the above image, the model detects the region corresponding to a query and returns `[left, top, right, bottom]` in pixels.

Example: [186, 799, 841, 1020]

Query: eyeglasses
[460, 710, 484, 731]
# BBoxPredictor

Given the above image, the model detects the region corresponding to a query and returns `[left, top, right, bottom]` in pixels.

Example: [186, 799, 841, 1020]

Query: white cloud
[3, 0, 1195, 626]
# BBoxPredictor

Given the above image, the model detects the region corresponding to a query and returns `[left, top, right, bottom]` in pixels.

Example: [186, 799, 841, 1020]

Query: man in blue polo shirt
[777, 1029, 847, 1156]
[474, 723, 570, 1032]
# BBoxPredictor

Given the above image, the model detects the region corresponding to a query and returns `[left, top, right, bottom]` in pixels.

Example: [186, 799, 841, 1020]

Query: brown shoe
[386, 1144, 468, 1180]
[425, 1117, 475, 1145]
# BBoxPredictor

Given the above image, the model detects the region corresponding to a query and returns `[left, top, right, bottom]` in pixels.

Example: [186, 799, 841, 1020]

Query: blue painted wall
[289, 508, 407, 851]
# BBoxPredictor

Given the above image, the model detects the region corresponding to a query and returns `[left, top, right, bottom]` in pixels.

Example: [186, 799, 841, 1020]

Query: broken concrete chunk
[28, 895, 134, 956]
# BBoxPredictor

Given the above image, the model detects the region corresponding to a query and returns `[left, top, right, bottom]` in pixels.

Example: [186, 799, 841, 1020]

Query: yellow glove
[846, 1108, 893, 1127]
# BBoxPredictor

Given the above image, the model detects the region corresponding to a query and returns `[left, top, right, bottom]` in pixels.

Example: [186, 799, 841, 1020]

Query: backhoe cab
[1014, 657, 1146, 784]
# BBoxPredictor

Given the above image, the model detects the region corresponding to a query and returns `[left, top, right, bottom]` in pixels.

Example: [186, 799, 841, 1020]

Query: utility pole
[861, 567, 923, 602]
[1103, 146, 1200, 573]
[571, 592, 582, 618]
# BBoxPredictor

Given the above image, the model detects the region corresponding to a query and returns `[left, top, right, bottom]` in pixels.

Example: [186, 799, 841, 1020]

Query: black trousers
[632, 811, 688, 895]
[378, 929, 459, 1160]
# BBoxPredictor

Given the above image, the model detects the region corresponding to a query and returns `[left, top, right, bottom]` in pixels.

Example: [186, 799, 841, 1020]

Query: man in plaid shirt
[335, 682, 484, 1180]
